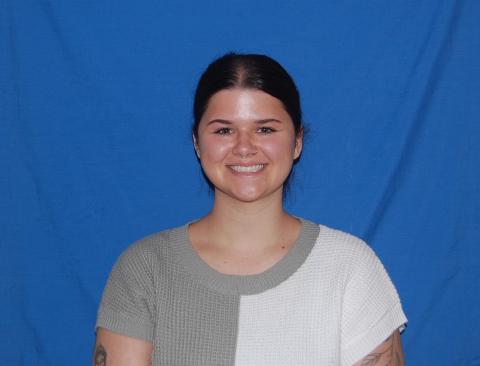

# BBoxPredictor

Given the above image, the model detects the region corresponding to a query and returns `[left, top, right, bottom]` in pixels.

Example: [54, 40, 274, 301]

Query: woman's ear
[192, 135, 200, 158]
[293, 128, 303, 160]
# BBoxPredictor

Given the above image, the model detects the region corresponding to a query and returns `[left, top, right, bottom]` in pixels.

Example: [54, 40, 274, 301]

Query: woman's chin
[218, 186, 281, 204]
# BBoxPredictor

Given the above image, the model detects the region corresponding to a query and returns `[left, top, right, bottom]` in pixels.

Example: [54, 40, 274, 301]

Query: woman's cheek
[262, 136, 295, 160]
[201, 138, 232, 163]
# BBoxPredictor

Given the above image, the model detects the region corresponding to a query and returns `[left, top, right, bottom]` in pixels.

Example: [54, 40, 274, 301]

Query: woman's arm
[352, 330, 404, 366]
[92, 327, 153, 366]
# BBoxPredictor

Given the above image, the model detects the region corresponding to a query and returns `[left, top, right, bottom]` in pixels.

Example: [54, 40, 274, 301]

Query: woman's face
[194, 88, 302, 203]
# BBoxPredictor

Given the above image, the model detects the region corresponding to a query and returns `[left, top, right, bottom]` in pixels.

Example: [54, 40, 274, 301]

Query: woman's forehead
[201, 89, 291, 123]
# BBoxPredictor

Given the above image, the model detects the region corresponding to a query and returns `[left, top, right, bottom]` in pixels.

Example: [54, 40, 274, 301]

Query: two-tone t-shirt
[96, 218, 407, 365]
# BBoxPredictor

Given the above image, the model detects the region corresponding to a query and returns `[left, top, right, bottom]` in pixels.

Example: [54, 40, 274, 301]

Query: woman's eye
[214, 128, 233, 135]
[258, 127, 275, 134]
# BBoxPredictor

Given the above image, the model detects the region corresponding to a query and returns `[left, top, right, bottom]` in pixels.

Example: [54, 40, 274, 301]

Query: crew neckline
[170, 218, 320, 295]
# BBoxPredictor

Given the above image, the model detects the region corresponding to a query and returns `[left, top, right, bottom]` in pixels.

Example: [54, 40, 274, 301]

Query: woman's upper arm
[341, 240, 407, 365]
[92, 327, 153, 366]
[351, 329, 404, 366]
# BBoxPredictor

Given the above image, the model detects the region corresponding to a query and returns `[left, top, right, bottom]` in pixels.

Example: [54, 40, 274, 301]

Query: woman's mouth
[229, 164, 265, 173]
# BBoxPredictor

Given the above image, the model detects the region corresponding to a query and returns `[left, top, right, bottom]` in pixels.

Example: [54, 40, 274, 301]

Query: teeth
[230, 164, 264, 173]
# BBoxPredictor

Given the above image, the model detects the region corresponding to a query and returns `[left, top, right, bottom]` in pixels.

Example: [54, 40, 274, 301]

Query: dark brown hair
[193, 53, 303, 138]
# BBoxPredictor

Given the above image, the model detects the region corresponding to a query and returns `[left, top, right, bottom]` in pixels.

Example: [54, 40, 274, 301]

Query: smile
[229, 164, 265, 173]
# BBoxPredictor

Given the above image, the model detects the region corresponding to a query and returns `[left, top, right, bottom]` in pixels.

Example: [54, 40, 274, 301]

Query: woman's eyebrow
[256, 119, 282, 124]
[206, 119, 232, 126]
[206, 118, 282, 126]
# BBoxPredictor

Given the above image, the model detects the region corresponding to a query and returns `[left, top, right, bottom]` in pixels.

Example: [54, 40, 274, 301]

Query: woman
[93, 53, 407, 365]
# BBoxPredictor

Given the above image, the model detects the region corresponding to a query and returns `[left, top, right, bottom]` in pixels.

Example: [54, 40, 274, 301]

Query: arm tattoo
[360, 331, 404, 366]
[94, 344, 107, 366]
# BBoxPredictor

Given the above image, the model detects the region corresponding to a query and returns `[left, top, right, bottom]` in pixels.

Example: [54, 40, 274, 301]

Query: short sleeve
[341, 242, 407, 365]
[96, 243, 156, 341]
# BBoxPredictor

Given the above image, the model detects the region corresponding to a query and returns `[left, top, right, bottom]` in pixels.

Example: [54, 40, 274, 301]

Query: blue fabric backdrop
[1, 0, 479, 364]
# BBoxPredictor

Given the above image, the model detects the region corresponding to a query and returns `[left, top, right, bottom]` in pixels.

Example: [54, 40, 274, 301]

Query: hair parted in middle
[192, 53, 303, 139]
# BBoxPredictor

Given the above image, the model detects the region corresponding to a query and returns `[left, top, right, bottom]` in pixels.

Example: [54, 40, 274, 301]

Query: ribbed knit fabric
[96, 219, 407, 365]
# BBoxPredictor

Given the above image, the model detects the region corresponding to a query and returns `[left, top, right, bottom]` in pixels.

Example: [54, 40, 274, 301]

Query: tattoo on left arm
[357, 330, 404, 366]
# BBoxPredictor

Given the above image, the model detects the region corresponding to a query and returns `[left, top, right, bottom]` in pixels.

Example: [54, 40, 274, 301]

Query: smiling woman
[93, 53, 407, 365]
[194, 89, 302, 204]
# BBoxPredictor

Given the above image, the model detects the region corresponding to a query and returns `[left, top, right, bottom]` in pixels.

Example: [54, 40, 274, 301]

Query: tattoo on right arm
[94, 344, 107, 366]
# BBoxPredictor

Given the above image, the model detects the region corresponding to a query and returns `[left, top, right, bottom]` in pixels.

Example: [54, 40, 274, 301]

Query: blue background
[1, 0, 479, 364]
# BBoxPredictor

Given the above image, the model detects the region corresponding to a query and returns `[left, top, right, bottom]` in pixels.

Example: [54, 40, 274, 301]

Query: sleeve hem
[96, 311, 154, 342]
[342, 302, 407, 366]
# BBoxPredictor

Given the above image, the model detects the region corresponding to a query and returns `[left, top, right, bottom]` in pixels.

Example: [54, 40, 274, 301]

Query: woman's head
[193, 53, 303, 139]
[192, 53, 304, 201]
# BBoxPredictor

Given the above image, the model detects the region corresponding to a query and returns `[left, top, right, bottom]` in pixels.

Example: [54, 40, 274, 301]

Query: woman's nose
[232, 131, 257, 158]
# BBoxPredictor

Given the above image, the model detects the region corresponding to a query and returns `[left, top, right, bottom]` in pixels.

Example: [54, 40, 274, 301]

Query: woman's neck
[187, 190, 302, 275]
[201, 190, 298, 254]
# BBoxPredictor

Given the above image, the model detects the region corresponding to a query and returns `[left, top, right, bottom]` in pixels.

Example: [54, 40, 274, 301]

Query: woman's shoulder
[302, 218, 368, 249]
[113, 223, 189, 270]
[304, 220, 399, 299]
[302, 218, 380, 265]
